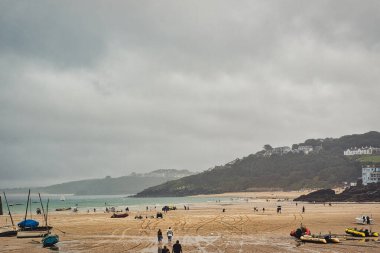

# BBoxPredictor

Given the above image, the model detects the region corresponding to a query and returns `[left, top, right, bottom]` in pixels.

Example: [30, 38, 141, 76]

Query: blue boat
[18, 219, 39, 229]
[42, 234, 59, 247]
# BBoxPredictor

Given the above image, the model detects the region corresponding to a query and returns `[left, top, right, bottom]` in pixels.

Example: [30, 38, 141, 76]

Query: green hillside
[2, 169, 194, 195]
[134, 131, 380, 197]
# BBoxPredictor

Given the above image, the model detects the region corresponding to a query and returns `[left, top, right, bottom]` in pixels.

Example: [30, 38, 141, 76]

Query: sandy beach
[1, 191, 380, 253]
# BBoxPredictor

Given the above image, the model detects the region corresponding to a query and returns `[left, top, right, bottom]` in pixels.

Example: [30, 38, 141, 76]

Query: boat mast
[2, 192, 15, 228]
[24, 189, 30, 221]
[29, 195, 32, 219]
[38, 193, 47, 227]
[46, 198, 50, 233]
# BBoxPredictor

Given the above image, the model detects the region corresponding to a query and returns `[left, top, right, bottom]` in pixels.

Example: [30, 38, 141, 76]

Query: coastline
[1, 190, 380, 252]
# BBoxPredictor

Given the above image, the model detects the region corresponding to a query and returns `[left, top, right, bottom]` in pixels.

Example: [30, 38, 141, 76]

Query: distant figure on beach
[167, 227, 173, 243]
[222, 208, 226, 212]
[277, 206, 281, 214]
[106, 207, 109, 213]
[262, 208, 265, 213]
[157, 229, 163, 242]
[172, 240, 183, 253]
[329, 202, 332, 206]
[184, 205, 187, 210]
[125, 207, 129, 212]
[36, 208, 41, 215]
[94, 208, 96, 212]
[146, 206, 149, 211]
[366, 216, 371, 224]
[296, 202, 298, 206]
[302, 206, 305, 213]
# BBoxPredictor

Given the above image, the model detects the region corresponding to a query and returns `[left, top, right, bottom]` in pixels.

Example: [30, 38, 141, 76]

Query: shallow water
[3, 193, 230, 214]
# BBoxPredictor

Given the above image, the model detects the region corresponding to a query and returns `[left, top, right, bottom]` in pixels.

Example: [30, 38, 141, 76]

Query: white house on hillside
[362, 165, 380, 185]
[297, 145, 314, 154]
[344, 146, 380, 156]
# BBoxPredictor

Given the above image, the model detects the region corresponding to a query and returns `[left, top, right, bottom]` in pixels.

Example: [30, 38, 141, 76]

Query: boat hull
[0, 227, 17, 237]
[17, 230, 49, 238]
[300, 235, 327, 244]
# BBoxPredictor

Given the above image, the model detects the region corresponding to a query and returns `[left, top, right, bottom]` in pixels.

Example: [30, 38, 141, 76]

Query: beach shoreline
[1, 191, 379, 252]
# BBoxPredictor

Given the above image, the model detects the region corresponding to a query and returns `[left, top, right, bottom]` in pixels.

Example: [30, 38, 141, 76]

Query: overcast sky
[1, 1, 379, 187]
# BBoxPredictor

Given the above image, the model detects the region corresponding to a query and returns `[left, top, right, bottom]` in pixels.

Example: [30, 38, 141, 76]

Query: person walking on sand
[167, 227, 173, 243]
[302, 206, 305, 213]
[162, 245, 170, 253]
[157, 229, 163, 243]
[172, 240, 183, 253]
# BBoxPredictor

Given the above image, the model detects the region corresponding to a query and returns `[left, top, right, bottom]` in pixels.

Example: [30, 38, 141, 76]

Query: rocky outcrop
[294, 183, 380, 202]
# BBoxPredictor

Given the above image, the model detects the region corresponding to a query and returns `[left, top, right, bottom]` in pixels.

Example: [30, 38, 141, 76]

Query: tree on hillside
[263, 144, 273, 151]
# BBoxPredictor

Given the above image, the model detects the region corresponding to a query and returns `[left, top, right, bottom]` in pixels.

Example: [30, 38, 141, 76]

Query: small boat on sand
[17, 227, 51, 238]
[111, 213, 129, 218]
[290, 225, 311, 238]
[42, 234, 59, 247]
[346, 228, 379, 237]
[0, 226, 17, 237]
[300, 235, 327, 244]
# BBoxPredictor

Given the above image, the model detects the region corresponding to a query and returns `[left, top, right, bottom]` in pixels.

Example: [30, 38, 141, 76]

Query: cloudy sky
[1, 1, 379, 187]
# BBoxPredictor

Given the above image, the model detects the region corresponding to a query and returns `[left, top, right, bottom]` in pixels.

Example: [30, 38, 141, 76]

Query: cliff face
[294, 183, 380, 202]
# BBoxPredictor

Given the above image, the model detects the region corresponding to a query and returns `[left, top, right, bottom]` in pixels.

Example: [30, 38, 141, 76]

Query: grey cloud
[1, 1, 380, 188]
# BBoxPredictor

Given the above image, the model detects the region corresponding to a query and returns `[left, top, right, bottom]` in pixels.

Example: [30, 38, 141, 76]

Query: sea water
[2, 193, 230, 214]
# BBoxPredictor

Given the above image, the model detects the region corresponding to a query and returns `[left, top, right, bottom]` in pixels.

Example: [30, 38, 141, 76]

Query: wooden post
[0, 196, 3, 215]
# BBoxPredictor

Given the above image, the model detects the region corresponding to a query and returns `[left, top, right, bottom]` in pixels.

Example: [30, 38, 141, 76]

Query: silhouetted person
[157, 229, 163, 242]
[162, 245, 170, 253]
[172, 240, 183, 253]
[367, 216, 371, 224]
[302, 206, 305, 213]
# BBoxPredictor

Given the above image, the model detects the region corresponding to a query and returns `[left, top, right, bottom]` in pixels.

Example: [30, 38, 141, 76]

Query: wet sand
[1, 191, 380, 252]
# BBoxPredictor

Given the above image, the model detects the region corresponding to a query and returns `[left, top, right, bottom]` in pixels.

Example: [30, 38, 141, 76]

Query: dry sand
[1, 191, 380, 252]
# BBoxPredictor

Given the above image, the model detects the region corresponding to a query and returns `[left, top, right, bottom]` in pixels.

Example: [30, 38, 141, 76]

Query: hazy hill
[134, 131, 380, 197]
[1, 169, 194, 195]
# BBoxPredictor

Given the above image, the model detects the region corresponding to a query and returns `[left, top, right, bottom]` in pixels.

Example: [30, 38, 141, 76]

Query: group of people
[362, 215, 371, 224]
[157, 227, 182, 253]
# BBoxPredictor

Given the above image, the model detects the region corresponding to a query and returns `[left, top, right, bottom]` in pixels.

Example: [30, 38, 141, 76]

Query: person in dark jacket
[172, 240, 183, 253]
[161, 246, 170, 253]
[157, 229, 163, 242]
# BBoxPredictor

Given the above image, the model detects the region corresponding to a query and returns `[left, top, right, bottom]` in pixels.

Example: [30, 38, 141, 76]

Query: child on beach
[167, 227, 173, 243]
